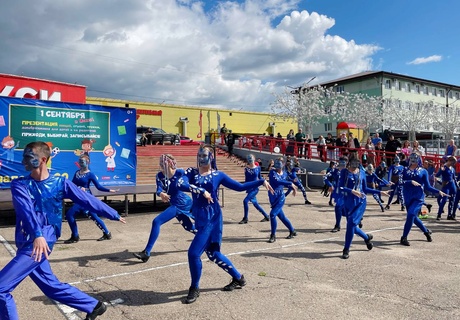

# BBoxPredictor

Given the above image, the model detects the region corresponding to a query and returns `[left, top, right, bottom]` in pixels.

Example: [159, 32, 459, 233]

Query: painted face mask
[349, 159, 360, 169]
[78, 158, 89, 169]
[197, 148, 212, 167]
[338, 160, 347, 169]
[409, 153, 420, 165]
[22, 148, 41, 171]
[247, 156, 254, 164]
[394, 156, 400, 163]
[274, 159, 283, 169]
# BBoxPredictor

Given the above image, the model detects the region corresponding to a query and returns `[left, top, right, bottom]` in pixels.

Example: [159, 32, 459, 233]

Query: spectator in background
[364, 137, 376, 167]
[286, 129, 295, 156]
[372, 133, 382, 146]
[410, 140, 425, 156]
[316, 135, 326, 161]
[325, 132, 336, 160]
[444, 139, 457, 160]
[335, 133, 348, 157]
[146, 127, 154, 145]
[384, 134, 401, 167]
[401, 140, 411, 158]
[226, 130, 235, 157]
[220, 123, 228, 144]
[295, 128, 307, 158]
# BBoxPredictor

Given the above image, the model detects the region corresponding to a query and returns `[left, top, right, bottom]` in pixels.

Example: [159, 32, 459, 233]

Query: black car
[136, 127, 177, 145]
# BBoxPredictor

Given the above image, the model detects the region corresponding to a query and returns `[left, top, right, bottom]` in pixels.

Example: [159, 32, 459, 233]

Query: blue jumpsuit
[386, 163, 405, 207]
[338, 168, 380, 250]
[242, 166, 269, 221]
[65, 170, 113, 237]
[142, 169, 195, 256]
[0, 175, 121, 320]
[324, 168, 344, 228]
[366, 171, 389, 211]
[401, 167, 440, 237]
[179, 169, 264, 289]
[451, 173, 460, 219]
[285, 166, 309, 202]
[268, 169, 296, 236]
[435, 165, 457, 218]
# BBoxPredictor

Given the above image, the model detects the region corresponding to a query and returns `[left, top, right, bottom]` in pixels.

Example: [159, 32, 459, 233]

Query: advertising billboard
[0, 96, 137, 189]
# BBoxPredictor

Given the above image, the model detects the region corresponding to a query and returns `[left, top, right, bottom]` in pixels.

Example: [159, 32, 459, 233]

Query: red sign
[0, 73, 86, 103]
[136, 109, 162, 116]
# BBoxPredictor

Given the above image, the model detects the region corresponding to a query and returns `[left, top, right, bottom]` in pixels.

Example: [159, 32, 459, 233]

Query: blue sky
[1, 0, 458, 111]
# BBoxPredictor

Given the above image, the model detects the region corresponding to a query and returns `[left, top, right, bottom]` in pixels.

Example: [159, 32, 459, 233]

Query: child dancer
[285, 156, 311, 204]
[365, 164, 392, 212]
[385, 156, 405, 211]
[435, 156, 457, 220]
[324, 156, 348, 232]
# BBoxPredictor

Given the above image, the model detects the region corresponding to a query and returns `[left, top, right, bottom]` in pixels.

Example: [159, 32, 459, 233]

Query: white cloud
[407, 55, 442, 65]
[0, 0, 380, 112]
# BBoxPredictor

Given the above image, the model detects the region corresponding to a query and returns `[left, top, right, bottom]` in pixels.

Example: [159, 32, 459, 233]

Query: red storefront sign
[0, 73, 86, 103]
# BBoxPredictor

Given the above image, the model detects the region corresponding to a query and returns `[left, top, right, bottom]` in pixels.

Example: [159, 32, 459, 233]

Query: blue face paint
[409, 153, 419, 165]
[22, 148, 41, 171]
[338, 160, 347, 169]
[274, 159, 283, 169]
[198, 149, 212, 167]
[78, 158, 89, 169]
[247, 156, 254, 164]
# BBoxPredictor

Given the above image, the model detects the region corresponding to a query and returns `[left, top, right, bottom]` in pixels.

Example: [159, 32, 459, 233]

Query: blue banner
[0, 96, 137, 188]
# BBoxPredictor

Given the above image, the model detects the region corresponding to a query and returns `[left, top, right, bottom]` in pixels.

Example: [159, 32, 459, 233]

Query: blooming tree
[429, 103, 460, 141]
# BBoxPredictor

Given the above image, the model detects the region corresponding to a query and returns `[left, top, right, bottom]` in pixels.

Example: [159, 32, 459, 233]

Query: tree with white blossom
[429, 103, 460, 141]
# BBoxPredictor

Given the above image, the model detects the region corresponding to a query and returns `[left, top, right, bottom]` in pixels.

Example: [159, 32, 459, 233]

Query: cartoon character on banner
[103, 144, 117, 171]
[45, 142, 60, 170]
[0, 136, 20, 163]
[74, 139, 95, 158]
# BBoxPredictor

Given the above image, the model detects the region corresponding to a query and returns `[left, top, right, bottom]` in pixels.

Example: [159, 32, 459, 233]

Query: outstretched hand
[160, 192, 171, 203]
[203, 191, 214, 203]
[351, 189, 365, 198]
[411, 180, 421, 187]
[119, 217, 127, 224]
[32, 237, 51, 262]
[263, 180, 274, 194]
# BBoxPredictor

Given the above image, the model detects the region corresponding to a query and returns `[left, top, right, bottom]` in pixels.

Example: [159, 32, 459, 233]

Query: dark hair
[26, 141, 51, 160]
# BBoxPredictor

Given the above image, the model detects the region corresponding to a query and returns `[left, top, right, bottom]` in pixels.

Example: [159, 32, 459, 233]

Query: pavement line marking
[68, 225, 405, 286]
[0, 234, 16, 256]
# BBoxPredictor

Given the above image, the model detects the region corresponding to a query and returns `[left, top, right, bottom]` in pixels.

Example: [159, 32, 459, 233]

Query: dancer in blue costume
[133, 154, 196, 262]
[385, 156, 405, 211]
[365, 164, 392, 212]
[284, 156, 311, 204]
[435, 156, 457, 220]
[178, 145, 273, 304]
[239, 154, 270, 224]
[0, 141, 125, 320]
[64, 154, 120, 243]
[267, 157, 298, 243]
[324, 156, 347, 233]
[338, 156, 388, 259]
[400, 153, 447, 246]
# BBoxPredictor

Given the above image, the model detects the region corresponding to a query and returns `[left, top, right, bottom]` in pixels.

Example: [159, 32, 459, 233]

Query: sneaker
[328, 201, 334, 206]
[380, 206, 385, 212]
[331, 225, 340, 233]
[238, 219, 248, 224]
[400, 237, 410, 246]
[447, 216, 457, 221]
[223, 275, 246, 291]
[342, 249, 350, 259]
[419, 214, 429, 220]
[424, 229, 433, 242]
[305, 200, 312, 205]
[426, 204, 432, 213]
[85, 301, 107, 320]
[133, 250, 150, 263]
[401, 205, 405, 211]
[286, 231, 297, 239]
[365, 234, 373, 250]
[385, 205, 390, 210]
[268, 234, 276, 243]
[392, 200, 400, 205]
[64, 235, 80, 244]
[260, 217, 269, 222]
[97, 232, 112, 241]
[358, 222, 363, 229]
[185, 286, 200, 304]
[436, 215, 441, 221]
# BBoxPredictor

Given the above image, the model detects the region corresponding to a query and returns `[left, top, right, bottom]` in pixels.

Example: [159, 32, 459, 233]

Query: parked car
[179, 136, 201, 145]
[136, 126, 177, 145]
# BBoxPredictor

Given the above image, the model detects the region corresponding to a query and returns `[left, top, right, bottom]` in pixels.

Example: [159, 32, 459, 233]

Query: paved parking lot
[0, 189, 459, 320]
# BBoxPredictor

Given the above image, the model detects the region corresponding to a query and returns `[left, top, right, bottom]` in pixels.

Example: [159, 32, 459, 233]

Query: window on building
[324, 123, 332, 132]
[455, 92, 460, 100]
[395, 80, 401, 90]
[335, 85, 344, 93]
[432, 87, 437, 96]
[439, 89, 445, 98]
[385, 79, 391, 89]
[415, 84, 420, 93]
[405, 83, 411, 92]
[449, 90, 453, 99]
[424, 86, 429, 95]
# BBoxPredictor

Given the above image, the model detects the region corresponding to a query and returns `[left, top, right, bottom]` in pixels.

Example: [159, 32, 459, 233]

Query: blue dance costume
[401, 166, 440, 239]
[144, 169, 195, 256]
[242, 165, 269, 221]
[324, 167, 345, 230]
[338, 167, 380, 255]
[179, 168, 264, 290]
[386, 161, 405, 208]
[66, 170, 113, 238]
[268, 168, 296, 238]
[0, 175, 121, 319]
[285, 166, 309, 203]
[366, 171, 389, 211]
[435, 165, 457, 219]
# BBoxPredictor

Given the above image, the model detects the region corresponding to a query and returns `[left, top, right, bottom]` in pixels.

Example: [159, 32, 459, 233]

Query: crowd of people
[0, 137, 457, 318]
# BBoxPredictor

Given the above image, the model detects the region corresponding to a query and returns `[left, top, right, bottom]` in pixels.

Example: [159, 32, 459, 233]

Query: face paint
[78, 158, 89, 169]
[198, 148, 212, 167]
[338, 160, 347, 169]
[22, 148, 41, 171]
[247, 156, 254, 164]
[349, 159, 360, 169]
[274, 159, 283, 169]
[409, 153, 419, 165]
